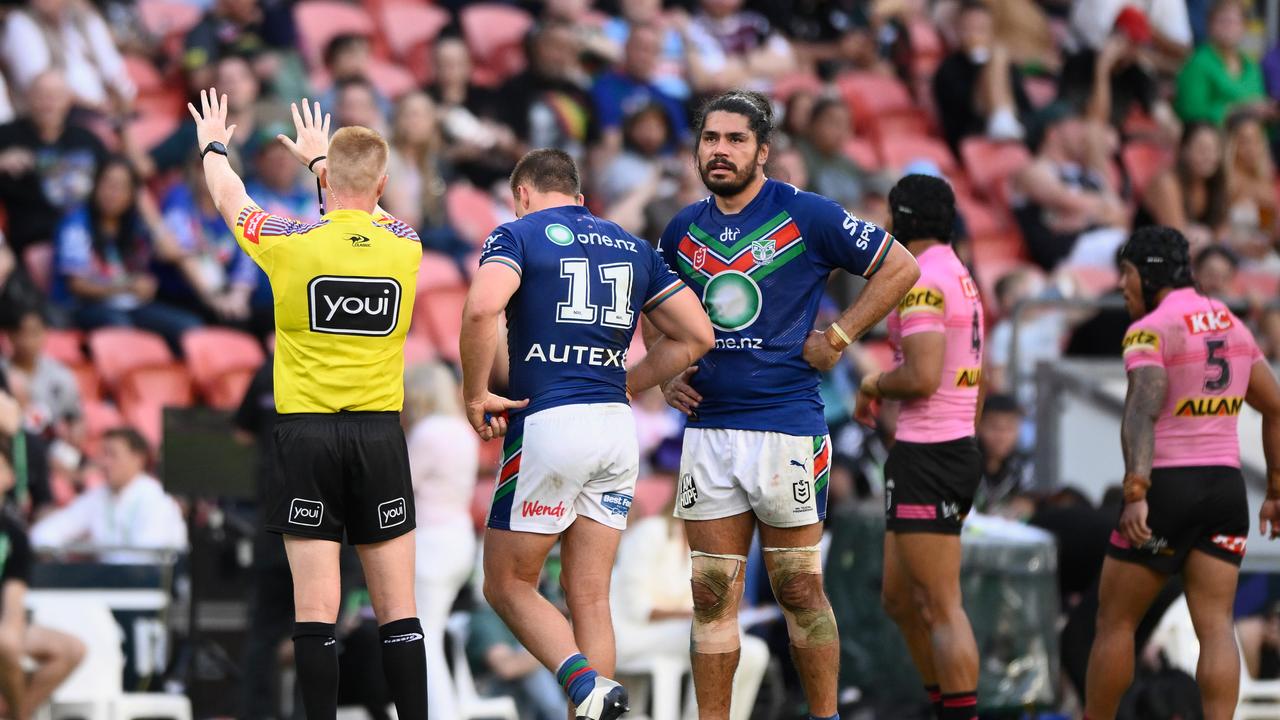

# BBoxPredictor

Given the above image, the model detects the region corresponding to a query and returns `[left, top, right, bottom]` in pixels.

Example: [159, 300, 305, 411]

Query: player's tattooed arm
[1121, 366, 1168, 486]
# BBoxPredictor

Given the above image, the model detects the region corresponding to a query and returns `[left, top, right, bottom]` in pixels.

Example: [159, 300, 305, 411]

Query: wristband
[824, 327, 849, 352]
[1122, 473, 1151, 503]
[828, 323, 852, 347]
[308, 155, 327, 172]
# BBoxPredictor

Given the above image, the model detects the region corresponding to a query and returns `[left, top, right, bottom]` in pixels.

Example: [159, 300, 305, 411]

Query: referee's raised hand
[277, 98, 331, 169]
[187, 87, 236, 150]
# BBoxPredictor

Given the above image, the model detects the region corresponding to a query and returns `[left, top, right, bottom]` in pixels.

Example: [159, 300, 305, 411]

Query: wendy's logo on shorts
[289, 498, 324, 527]
[308, 276, 402, 336]
[521, 500, 565, 519]
[378, 497, 407, 529]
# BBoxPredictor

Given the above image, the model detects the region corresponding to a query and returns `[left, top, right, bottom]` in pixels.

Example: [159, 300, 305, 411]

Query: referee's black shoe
[574, 677, 630, 720]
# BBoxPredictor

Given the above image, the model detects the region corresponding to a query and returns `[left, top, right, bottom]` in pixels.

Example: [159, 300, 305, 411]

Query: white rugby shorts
[487, 403, 639, 534]
[675, 428, 831, 527]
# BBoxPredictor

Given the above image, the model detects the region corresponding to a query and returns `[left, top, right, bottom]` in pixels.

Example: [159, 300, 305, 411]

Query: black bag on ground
[1116, 659, 1204, 720]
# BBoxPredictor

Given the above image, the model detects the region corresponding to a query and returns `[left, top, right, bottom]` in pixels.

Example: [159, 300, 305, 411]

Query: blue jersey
[480, 204, 684, 418]
[659, 178, 895, 436]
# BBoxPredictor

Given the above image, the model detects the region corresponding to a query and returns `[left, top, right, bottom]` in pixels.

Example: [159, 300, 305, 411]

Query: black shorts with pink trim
[884, 437, 981, 535]
[1107, 465, 1248, 575]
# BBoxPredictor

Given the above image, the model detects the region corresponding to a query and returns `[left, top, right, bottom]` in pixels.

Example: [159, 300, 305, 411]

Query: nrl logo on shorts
[693, 246, 708, 271]
[751, 239, 776, 265]
[792, 478, 811, 504]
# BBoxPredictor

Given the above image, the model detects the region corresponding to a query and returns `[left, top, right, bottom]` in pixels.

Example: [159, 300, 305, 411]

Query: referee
[189, 89, 426, 720]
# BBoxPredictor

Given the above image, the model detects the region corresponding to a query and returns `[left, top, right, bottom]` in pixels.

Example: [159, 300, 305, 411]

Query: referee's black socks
[379, 617, 428, 720]
[292, 622, 339, 720]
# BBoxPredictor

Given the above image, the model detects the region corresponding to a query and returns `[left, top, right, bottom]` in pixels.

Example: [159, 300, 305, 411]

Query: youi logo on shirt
[308, 276, 402, 336]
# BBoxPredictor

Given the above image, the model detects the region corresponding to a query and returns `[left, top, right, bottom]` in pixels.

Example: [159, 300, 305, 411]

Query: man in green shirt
[1175, 0, 1270, 124]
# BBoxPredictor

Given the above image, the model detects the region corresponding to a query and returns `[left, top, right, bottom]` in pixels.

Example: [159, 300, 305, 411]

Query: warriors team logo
[751, 238, 777, 265]
[702, 271, 762, 331]
[693, 246, 708, 271]
[545, 223, 574, 246]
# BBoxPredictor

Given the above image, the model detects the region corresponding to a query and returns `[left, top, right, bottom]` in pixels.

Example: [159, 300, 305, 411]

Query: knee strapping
[690, 551, 745, 654]
[763, 545, 837, 648]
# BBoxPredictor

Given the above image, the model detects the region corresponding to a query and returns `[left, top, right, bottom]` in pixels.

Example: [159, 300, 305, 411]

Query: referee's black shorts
[266, 411, 415, 545]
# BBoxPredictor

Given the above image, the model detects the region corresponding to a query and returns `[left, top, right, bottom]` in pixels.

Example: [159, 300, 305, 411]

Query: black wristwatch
[201, 141, 229, 159]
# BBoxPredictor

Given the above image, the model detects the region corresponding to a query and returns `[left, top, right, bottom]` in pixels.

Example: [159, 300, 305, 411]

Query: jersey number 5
[1204, 339, 1230, 393]
[558, 258, 634, 329]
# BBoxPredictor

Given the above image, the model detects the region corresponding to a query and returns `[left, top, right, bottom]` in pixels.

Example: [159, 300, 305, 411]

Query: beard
[699, 156, 760, 197]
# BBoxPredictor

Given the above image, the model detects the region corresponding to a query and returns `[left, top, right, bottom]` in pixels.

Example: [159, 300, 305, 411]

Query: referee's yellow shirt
[234, 205, 421, 414]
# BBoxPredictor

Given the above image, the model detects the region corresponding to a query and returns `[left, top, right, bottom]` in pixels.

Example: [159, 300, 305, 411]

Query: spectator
[597, 102, 680, 233]
[333, 77, 387, 136]
[688, 0, 796, 92]
[1192, 244, 1240, 301]
[778, 0, 879, 78]
[1, 0, 136, 113]
[780, 88, 818, 141]
[1175, 0, 1269, 125]
[0, 71, 106, 256]
[1259, 306, 1280, 362]
[795, 96, 886, 216]
[1224, 110, 1279, 263]
[31, 427, 186, 563]
[158, 154, 259, 328]
[611, 506, 770, 720]
[972, 394, 1035, 512]
[766, 146, 809, 189]
[427, 35, 520, 188]
[1011, 102, 1129, 269]
[382, 93, 450, 233]
[182, 0, 304, 96]
[1059, 7, 1179, 140]
[0, 436, 85, 720]
[1134, 121, 1227, 248]
[465, 600, 564, 720]
[0, 74, 13, 127]
[1069, 0, 1192, 73]
[985, 266, 1069, 407]
[932, 0, 1032, 154]
[0, 371, 53, 518]
[592, 23, 688, 159]
[317, 34, 391, 119]
[52, 157, 203, 352]
[402, 362, 478, 720]
[496, 22, 598, 163]
[1, 308, 82, 439]
[601, 0, 708, 99]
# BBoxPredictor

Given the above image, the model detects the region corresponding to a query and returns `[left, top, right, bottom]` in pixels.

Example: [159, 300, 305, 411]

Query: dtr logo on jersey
[308, 276, 402, 336]
[1184, 310, 1234, 334]
[719, 227, 739, 245]
[545, 223, 575, 246]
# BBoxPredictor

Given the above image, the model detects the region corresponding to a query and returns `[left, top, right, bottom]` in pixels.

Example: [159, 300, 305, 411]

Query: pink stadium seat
[181, 328, 265, 409]
[136, 0, 202, 39]
[366, 58, 418, 100]
[88, 327, 173, 389]
[294, 0, 377, 70]
[125, 55, 164, 94]
[461, 3, 533, 86]
[43, 329, 86, 366]
[119, 365, 195, 410]
[1237, 271, 1280, 298]
[631, 476, 674, 517]
[836, 72, 915, 135]
[844, 138, 881, 171]
[1062, 264, 1119, 298]
[81, 400, 124, 457]
[70, 363, 102, 403]
[956, 195, 1006, 239]
[772, 72, 823, 102]
[403, 332, 438, 366]
[869, 109, 933, 141]
[878, 135, 958, 177]
[960, 138, 1032, 201]
[127, 113, 181, 153]
[1121, 141, 1173, 196]
[414, 286, 467, 363]
[379, 0, 450, 58]
[908, 19, 944, 79]
[418, 251, 465, 291]
[121, 400, 165, 450]
[446, 184, 500, 247]
[22, 243, 53, 294]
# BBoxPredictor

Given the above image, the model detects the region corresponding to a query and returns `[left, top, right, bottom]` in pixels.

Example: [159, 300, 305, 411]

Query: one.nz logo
[309, 276, 402, 336]
[678, 473, 698, 509]
[349, 234, 371, 248]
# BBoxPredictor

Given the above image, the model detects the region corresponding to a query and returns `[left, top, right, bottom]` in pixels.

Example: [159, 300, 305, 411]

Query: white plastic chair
[445, 613, 518, 720]
[28, 593, 191, 720]
[616, 654, 690, 720]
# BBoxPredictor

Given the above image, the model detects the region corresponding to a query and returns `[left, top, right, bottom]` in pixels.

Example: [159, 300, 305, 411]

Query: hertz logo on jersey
[899, 287, 944, 316]
[1122, 329, 1160, 355]
[1174, 396, 1244, 417]
[954, 367, 982, 388]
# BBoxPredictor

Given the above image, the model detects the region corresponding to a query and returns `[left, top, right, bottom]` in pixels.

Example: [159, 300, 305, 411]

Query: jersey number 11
[557, 258, 635, 330]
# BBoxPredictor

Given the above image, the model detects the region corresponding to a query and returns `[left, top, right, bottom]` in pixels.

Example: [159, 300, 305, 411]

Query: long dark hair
[86, 156, 145, 265]
[1176, 122, 1228, 229]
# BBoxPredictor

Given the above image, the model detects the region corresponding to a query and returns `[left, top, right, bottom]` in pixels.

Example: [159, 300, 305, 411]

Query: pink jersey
[1122, 287, 1264, 468]
[887, 244, 985, 443]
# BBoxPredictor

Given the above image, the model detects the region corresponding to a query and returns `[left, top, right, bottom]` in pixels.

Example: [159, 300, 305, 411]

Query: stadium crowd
[1, 0, 1280, 716]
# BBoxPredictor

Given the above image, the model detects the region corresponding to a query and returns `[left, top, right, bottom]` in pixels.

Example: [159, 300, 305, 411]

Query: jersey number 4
[557, 258, 634, 329]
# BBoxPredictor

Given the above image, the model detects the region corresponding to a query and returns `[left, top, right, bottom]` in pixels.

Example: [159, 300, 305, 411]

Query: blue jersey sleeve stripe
[862, 235, 893, 277]
[482, 256, 522, 276]
[642, 280, 685, 311]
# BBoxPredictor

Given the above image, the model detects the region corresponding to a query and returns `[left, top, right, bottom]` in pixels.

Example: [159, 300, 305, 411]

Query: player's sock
[292, 622, 339, 720]
[808, 714, 839, 720]
[378, 617, 428, 720]
[925, 684, 942, 718]
[940, 691, 978, 720]
[557, 653, 598, 706]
